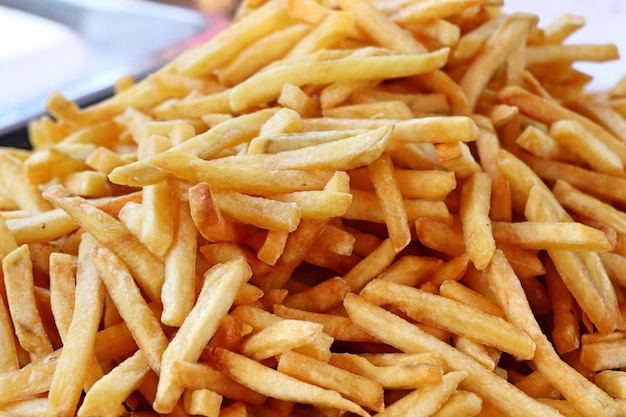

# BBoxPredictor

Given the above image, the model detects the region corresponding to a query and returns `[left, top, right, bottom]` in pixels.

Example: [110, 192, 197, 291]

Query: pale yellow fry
[524, 184, 620, 335]
[285, 10, 355, 58]
[274, 304, 377, 343]
[182, 156, 335, 195]
[336, 0, 426, 53]
[218, 24, 311, 86]
[0, 350, 59, 405]
[361, 279, 535, 359]
[249, 130, 367, 154]
[77, 349, 151, 417]
[278, 350, 385, 412]
[90, 238, 169, 374]
[0, 218, 18, 373]
[48, 235, 106, 417]
[171, 361, 267, 404]
[553, 179, 626, 236]
[343, 238, 396, 292]
[240, 319, 323, 361]
[525, 43, 619, 66]
[3, 244, 53, 360]
[161, 195, 198, 327]
[499, 86, 626, 166]
[569, 97, 626, 143]
[49, 251, 109, 395]
[549, 119, 624, 177]
[391, 0, 483, 24]
[368, 152, 411, 252]
[0, 151, 52, 212]
[594, 370, 626, 398]
[42, 184, 164, 303]
[328, 352, 444, 389]
[497, 150, 620, 334]
[213, 190, 301, 232]
[0, 397, 49, 416]
[270, 189, 353, 219]
[323, 100, 414, 120]
[346, 189, 451, 224]
[183, 388, 222, 417]
[154, 256, 252, 414]
[175, 0, 294, 76]
[460, 172, 496, 270]
[543, 13, 586, 43]
[207, 347, 371, 417]
[343, 294, 563, 417]
[459, 16, 532, 112]
[492, 221, 611, 251]
[431, 390, 483, 417]
[5, 209, 78, 245]
[141, 180, 175, 257]
[0, 294, 18, 373]
[229, 48, 449, 111]
[485, 250, 618, 417]
[108, 108, 278, 187]
[376, 371, 467, 417]
[302, 115, 479, 145]
[215, 126, 394, 171]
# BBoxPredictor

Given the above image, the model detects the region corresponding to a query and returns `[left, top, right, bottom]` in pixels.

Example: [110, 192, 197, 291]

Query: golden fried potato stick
[161, 193, 198, 327]
[360, 279, 535, 360]
[2, 245, 53, 360]
[42, 184, 165, 303]
[108, 108, 279, 187]
[218, 24, 311, 86]
[229, 49, 450, 111]
[277, 350, 385, 412]
[492, 221, 612, 252]
[172, 360, 267, 404]
[240, 318, 323, 360]
[77, 350, 151, 417]
[273, 304, 378, 343]
[0, 350, 60, 405]
[328, 352, 444, 390]
[154, 256, 252, 413]
[497, 149, 620, 334]
[175, 0, 295, 77]
[368, 152, 411, 252]
[206, 346, 371, 417]
[47, 235, 107, 417]
[499, 85, 626, 166]
[90, 237, 168, 375]
[343, 294, 563, 417]
[460, 172, 496, 270]
[459, 15, 534, 113]
[374, 371, 467, 417]
[484, 250, 618, 417]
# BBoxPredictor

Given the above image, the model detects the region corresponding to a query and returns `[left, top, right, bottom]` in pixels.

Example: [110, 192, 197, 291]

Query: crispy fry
[154, 256, 252, 413]
[47, 236, 106, 417]
[206, 347, 370, 417]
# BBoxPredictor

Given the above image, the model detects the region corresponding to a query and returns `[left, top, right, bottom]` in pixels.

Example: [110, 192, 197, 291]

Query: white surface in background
[0, 6, 91, 112]
[502, 0, 626, 91]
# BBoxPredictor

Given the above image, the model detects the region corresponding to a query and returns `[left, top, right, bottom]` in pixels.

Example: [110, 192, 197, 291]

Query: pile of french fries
[1, 0, 626, 415]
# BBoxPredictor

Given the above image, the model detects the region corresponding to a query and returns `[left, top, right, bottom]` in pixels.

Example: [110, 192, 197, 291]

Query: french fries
[0, 0, 626, 416]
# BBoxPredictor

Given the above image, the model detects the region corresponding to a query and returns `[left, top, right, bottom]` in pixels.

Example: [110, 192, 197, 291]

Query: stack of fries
[2, 0, 626, 415]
